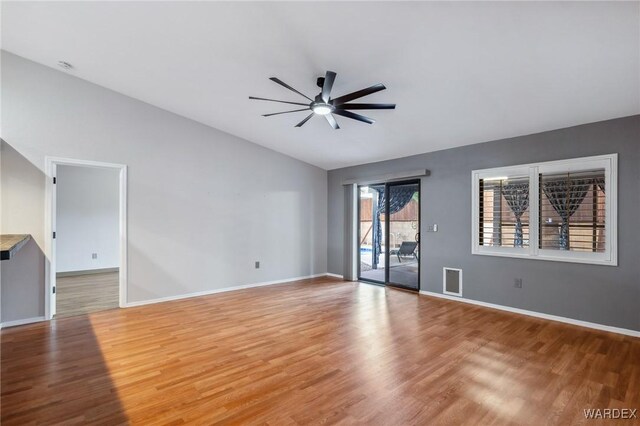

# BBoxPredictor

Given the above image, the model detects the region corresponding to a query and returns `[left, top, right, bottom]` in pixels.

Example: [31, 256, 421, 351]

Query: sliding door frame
[357, 179, 421, 291]
[357, 183, 385, 286]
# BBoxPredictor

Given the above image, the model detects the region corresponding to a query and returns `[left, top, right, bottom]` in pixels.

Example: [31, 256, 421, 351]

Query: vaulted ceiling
[2, 1, 639, 169]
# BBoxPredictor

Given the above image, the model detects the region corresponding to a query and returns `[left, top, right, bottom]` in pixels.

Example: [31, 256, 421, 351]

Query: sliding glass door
[358, 180, 420, 290]
[358, 185, 386, 284]
[387, 181, 420, 290]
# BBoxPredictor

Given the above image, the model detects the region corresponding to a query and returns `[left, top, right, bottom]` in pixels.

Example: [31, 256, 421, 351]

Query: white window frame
[472, 154, 617, 266]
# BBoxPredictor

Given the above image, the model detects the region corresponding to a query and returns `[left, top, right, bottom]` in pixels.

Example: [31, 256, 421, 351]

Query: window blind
[479, 176, 530, 248]
[539, 169, 605, 252]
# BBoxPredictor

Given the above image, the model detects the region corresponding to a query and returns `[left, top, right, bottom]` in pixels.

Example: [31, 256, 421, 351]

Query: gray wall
[0, 142, 47, 321]
[1, 52, 327, 322]
[328, 115, 640, 331]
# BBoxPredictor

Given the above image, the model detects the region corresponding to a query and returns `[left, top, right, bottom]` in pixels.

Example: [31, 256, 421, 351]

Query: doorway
[45, 157, 127, 319]
[357, 180, 420, 290]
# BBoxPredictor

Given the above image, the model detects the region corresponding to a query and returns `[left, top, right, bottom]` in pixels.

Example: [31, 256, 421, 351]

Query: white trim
[45, 156, 128, 320]
[471, 154, 618, 266]
[442, 267, 463, 297]
[118, 165, 128, 308]
[420, 291, 640, 338]
[0, 316, 46, 329]
[325, 273, 344, 279]
[56, 267, 120, 277]
[124, 273, 332, 308]
[44, 160, 54, 319]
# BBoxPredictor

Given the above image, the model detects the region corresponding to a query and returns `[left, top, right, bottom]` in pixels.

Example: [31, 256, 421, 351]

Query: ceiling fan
[249, 71, 395, 129]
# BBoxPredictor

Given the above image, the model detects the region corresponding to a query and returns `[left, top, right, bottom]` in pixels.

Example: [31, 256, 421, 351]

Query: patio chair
[397, 241, 418, 262]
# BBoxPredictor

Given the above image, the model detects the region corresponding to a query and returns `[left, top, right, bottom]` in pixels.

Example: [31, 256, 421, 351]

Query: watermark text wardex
[583, 408, 637, 420]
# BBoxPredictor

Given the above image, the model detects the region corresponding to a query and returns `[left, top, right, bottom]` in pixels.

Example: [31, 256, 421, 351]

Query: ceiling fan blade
[270, 77, 313, 101]
[334, 103, 395, 110]
[331, 83, 386, 105]
[321, 71, 337, 102]
[325, 113, 340, 129]
[333, 109, 375, 124]
[295, 113, 315, 127]
[262, 108, 310, 117]
[249, 96, 309, 107]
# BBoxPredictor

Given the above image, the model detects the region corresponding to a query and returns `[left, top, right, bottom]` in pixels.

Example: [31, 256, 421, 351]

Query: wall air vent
[443, 267, 463, 297]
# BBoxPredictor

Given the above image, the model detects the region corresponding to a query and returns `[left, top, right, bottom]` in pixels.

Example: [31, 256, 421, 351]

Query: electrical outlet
[433, 224, 438, 232]
[92, 253, 98, 259]
[514, 278, 523, 288]
[255, 261, 260, 269]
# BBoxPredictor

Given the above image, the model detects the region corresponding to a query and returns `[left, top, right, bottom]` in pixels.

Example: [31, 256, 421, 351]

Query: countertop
[0, 234, 32, 261]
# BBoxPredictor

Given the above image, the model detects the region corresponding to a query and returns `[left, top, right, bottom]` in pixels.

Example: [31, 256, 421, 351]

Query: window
[479, 175, 530, 249]
[539, 169, 605, 253]
[472, 154, 617, 265]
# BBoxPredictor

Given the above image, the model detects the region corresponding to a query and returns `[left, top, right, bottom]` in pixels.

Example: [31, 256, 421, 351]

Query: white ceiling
[2, 1, 639, 170]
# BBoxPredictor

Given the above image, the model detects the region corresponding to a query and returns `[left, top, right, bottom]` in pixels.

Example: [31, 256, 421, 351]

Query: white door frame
[44, 156, 128, 319]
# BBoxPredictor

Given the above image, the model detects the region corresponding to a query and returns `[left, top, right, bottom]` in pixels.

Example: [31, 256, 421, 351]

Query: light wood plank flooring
[2, 277, 639, 425]
[56, 271, 119, 318]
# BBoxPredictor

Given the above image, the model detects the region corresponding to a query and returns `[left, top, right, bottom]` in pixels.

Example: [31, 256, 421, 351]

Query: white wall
[1, 51, 328, 322]
[56, 165, 120, 273]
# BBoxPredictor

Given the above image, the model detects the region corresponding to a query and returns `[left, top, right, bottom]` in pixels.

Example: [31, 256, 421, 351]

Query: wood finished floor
[2, 277, 639, 425]
[56, 271, 119, 318]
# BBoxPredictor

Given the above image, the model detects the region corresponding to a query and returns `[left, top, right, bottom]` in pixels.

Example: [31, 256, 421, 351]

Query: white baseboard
[57, 267, 119, 277]
[325, 273, 344, 279]
[124, 273, 332, 308]
[0, 316, 46, 329]
[420, 291, 640, 338]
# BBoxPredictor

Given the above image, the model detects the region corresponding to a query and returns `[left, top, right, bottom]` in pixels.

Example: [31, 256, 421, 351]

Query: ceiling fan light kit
[311, 102, 333, 116]
[249, 71, 395, 129]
